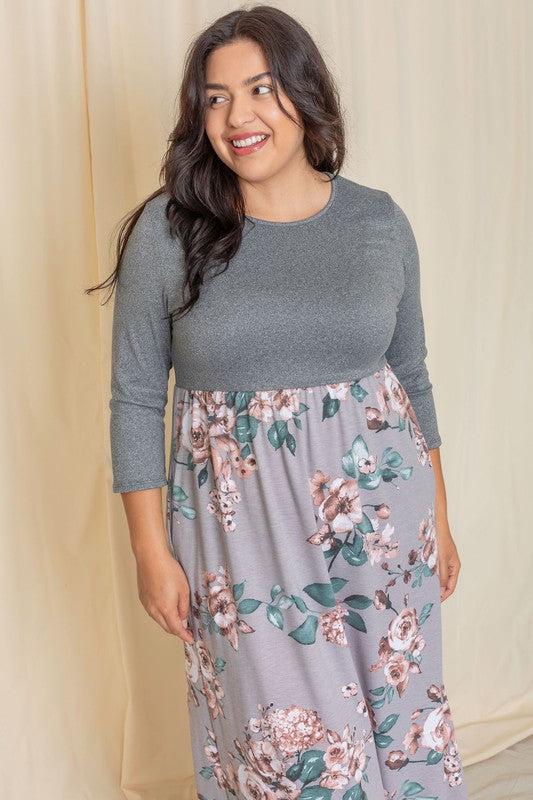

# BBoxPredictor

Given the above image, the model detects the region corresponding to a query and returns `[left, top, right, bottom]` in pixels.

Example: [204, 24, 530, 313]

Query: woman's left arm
[385, 195, 462, 602]
[430, 446, 462, 602]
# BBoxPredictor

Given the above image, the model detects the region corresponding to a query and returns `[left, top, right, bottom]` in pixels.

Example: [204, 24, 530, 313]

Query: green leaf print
[233, 581, 245, 601]
[241, 443, 251, 460]
[304, 582, 335, 607]
[181, 505, 196, 520]
[381, 468, 398, 482]
[303, 577, 347, 607]
[399, 466, 414, 480]
[385, 449, 403, 468]
[233, 391, 255, 413]
[224, 390, 237, 407]
[322, 395, 340, 419]
[286, 431, 297, 454]
[341, 451, 357, 478]
[330, 576, 348, 592]
[296, 749, 326, 784]
[197, 466, 208, 487]
[357, 472, 382, 490]
[271, 584, 283, 600]
[214, 657, 226, 674]
[350, 382, 368, 402]
[344, 610, 367, 632]
[343, 594, 373, 610]
[356, 514, 374, 534]
[377, 713, 399, 733]
[199, 765, 214, 779]
[291, 594, 308, 613]
[400, 780, 424, 796]
[426, 750, 443, 765]
[277, 594, 294, 609]
[298, 785, 333, 799]
[171, 485, 197, 519]
[237, 598, 262, 613]
[288, 615, 319, 644]
[341, 434, 370, 479]
[373, 732, 393, 748]
[418, 602, 433, 624]
[350, 435, 370, 464]
[286, 760, 304, 781]
[172, 485, 188, 502]
[341, 542, 368, 566]
[343, 783, 366, 800]
[268, 419, 288, 450]
[234, 413, 259, 442]
[266, 604, 284, 629]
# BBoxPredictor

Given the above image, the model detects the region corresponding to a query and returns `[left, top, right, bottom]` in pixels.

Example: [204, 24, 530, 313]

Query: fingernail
[182, 618, 188, 627]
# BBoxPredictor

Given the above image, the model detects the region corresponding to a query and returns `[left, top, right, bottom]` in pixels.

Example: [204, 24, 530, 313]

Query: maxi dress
[110, 174, 469, 800]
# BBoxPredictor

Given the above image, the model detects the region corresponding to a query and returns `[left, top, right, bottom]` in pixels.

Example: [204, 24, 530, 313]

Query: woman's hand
[135, 546, 195, 644]
[429, 447, 462, 602]
[119, 487, 195, 643]
[436, 519, 462, 602]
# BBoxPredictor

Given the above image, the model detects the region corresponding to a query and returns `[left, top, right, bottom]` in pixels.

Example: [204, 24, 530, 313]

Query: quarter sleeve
[109, 202, 172, 492]
[385, 197, 442, 449]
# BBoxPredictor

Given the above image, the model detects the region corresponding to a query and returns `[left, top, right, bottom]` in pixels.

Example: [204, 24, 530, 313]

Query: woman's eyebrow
[204, 71, 272, 91]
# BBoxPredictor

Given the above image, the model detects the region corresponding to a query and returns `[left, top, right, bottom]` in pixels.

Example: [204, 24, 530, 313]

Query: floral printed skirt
[166, 362, 469, 800]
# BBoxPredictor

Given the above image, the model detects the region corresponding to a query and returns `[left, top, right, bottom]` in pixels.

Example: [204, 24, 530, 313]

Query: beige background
[1, 1, 531, 798]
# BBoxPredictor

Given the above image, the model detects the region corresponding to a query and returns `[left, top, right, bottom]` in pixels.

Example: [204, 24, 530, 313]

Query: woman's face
[203, 38, 305, 182]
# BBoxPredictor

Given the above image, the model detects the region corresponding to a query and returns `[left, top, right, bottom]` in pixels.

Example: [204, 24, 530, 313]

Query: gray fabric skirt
[166, 363, 469, 799]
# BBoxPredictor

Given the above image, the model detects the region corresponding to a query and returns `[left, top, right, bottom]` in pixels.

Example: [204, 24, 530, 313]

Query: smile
[228, 134, 270, 156]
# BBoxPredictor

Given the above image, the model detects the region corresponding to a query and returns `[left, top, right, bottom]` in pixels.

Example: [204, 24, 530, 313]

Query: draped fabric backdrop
[1, 1, 531, 798]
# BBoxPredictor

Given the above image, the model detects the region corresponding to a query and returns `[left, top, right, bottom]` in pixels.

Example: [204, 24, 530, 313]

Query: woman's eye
[207, 85, 272, 106]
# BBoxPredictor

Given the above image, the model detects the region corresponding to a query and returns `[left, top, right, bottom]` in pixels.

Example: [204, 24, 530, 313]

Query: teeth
[231, 134, 268, 147]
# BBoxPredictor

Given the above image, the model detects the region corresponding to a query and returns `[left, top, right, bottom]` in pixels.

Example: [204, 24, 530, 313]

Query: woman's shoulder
[334, 173, 400, 221]
[140, 189, 184, 254]
[334, 175, 417, 258]
[143, 188, 172, 229]
[121, 190, 184, 297]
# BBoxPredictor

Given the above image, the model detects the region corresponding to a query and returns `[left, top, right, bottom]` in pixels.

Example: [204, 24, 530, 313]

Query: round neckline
[244, 171, 337, 227]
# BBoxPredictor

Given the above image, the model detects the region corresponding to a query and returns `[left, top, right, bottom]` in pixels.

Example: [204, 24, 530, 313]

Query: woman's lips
[228, 135, 270, 156]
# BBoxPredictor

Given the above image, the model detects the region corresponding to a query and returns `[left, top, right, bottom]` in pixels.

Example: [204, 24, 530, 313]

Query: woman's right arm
[109, 200, 193, 643]
[121, 486, 194, 642]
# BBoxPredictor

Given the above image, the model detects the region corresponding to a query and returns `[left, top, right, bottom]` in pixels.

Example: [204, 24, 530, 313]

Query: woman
[88, 5, 469, 798]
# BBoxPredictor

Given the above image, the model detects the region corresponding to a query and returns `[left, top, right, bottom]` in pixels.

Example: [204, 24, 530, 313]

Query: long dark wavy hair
[85, 4, 345, 322]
